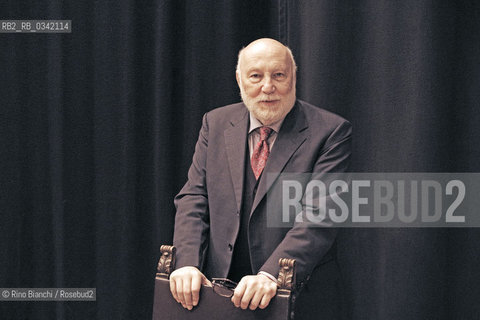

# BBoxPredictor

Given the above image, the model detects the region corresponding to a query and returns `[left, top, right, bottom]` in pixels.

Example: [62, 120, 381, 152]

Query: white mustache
[257, 96, 281, 102]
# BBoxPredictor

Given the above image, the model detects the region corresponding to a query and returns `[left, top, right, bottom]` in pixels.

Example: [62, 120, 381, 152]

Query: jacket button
[228, 244, 233, 251]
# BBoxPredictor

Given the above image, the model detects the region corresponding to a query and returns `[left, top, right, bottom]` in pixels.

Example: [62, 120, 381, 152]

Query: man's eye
[250, 74, 260, 78]
[274, 73, 285, 78]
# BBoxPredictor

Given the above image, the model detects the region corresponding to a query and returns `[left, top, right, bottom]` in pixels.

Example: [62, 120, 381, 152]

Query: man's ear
[235, 70, 241, 87]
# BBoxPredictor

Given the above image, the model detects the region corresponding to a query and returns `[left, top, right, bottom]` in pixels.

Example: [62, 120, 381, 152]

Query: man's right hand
[169, 266, 212, 310]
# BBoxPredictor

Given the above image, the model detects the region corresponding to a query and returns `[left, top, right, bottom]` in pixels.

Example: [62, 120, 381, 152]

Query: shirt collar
[248, 113, 284, 134]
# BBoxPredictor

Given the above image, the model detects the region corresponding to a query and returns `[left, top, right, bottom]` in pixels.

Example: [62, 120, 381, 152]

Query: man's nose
[261, 77, 275, 94]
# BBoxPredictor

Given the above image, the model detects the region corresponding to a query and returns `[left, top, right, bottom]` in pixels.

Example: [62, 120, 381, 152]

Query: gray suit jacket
[173, 100, 351, 288]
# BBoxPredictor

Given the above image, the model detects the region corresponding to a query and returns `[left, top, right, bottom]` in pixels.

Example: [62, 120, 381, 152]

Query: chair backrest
[152, 245, 296, 320]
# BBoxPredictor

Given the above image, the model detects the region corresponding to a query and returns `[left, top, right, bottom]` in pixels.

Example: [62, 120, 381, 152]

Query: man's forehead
[243, 42, 288, 59]
[240, 46, 291, 70]
[243, 59, 289, 72]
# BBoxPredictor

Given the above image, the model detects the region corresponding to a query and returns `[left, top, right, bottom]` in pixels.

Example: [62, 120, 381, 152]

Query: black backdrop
[1, 1, 479, 319]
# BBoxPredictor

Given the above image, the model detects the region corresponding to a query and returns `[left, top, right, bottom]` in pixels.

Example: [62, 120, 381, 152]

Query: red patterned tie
[251, 126, 273, 179]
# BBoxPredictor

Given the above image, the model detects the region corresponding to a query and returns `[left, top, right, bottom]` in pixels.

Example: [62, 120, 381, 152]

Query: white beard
[240, 85, 296, 125]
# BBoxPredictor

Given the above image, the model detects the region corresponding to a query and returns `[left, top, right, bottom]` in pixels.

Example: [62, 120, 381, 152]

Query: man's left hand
[231, 274, 277, 310]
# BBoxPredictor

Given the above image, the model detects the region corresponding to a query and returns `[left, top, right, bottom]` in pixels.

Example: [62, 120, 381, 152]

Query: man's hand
[231, 274, 277, 310]
[169, 266, 212, 310]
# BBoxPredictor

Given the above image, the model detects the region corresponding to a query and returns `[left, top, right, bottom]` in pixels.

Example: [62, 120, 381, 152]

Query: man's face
[236, 41, 296, 125]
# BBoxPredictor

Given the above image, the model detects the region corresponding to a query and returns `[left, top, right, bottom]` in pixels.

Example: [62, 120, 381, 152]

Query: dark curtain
[0, 1, 479, 319]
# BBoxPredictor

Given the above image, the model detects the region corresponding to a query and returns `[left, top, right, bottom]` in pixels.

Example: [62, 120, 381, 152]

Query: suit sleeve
[172, 113, 210, 270]
[259, 120, 352, 287]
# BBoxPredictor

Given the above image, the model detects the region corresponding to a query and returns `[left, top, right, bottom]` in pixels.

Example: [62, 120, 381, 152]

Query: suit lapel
[224, 108, 249, 213]
[251, 103, 308, 215]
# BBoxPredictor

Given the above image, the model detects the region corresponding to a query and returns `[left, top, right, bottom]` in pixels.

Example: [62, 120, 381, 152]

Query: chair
[152, 245, 297, 320]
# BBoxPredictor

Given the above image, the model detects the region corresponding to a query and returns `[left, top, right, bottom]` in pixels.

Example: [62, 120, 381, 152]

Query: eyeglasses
[212, 278, 237, 298]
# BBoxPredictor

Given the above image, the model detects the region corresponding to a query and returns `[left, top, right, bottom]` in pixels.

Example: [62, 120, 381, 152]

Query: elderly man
[170, 38, 351, 318]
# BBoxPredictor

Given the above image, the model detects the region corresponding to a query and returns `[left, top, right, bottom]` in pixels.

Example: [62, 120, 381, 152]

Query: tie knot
[259, 126, 273, 141]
